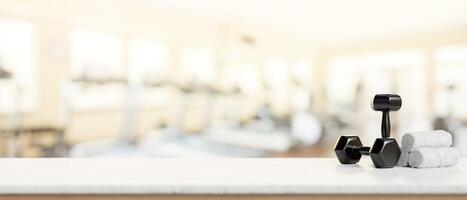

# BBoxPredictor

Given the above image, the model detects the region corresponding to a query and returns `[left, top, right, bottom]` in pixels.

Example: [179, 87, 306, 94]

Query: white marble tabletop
[0, 158, 465, 195]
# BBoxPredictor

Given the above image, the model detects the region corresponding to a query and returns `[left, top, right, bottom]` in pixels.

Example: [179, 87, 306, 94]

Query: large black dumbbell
[334, 94, 402, 168]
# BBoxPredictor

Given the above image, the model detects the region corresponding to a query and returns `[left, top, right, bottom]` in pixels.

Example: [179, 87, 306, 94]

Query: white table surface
[0, 158, 465, 195]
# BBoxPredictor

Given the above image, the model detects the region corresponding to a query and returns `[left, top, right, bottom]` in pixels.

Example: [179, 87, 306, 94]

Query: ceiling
[141, 0, 467, 46]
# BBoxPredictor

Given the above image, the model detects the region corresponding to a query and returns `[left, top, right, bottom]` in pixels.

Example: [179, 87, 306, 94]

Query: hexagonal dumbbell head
[334, 136, 364, 164]
[369, 138, 401, 168]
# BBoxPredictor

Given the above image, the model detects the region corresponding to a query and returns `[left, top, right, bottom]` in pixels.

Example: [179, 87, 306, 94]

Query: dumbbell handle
[382, 111, 390, 138]
[350, 146, 370, 155]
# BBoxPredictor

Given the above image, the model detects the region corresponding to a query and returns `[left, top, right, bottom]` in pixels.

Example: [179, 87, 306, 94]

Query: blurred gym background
[0, 0, 466, 158]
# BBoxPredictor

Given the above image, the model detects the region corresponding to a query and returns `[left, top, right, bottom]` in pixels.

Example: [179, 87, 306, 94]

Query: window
[327, 57, 361, 108]
[326, 50, 429, 142]
[290, 59, 313, 89]
[264, 57, 289, 90]
[290, 59, 313, 112]
[220, 48, 262, 94]
[263, 57, 292, 115]
[262, 57, 314, 114]
[434, 45, 467, 118]
[71, 29, 123, 79]
[238, 63, 262, 95]
[180, 47, 214, 85]
[129, 38, 169, 84]
[0, 19, 37, 113]
[70, 29, 124, 110]
[129, 38, 171, 106]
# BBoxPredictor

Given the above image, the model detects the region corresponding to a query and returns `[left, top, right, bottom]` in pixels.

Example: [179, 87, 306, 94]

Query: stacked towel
[398, 130, 460, 168]
[397, 148, 410, 166]
[409, 147, 460, 168]
[401, 130, 452, 151]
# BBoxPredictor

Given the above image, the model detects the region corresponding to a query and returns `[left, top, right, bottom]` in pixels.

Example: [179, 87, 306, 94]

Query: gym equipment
[334, 94, 402, 168]
[372, 94, 402, 138]
[334, 136, 369, 164]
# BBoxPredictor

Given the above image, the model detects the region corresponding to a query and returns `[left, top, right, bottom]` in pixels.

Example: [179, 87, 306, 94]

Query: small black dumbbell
[334, 136, 369, 164]
[334, 135, 401, 167]
[334, 94, 402, 168]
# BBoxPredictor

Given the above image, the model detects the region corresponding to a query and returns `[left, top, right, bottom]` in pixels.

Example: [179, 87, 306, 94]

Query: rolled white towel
[402, 130, 452, 151]
[408, 147, 460, 168]
[397, 148, 410, 167]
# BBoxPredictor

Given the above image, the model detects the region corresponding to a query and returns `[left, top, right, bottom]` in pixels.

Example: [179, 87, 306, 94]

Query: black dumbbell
[335, 135, 401, 167]
[334, 136, 369, 164]
[372, 94, 402, 138]
[334, 94, 402, 168]
[370, 94, 402, 168]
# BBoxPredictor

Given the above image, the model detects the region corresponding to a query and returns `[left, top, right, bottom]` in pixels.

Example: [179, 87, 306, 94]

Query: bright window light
[181, 47, 214, 84]
[238, 63, 262, 95]
[264, 57, 289, 89]
[435, 45, 467, 66]
[129, 38, 168, 84]
[290, 59, 313, 89]
[361, 50, 425, 68]
[71, 29, 123, 79]
[327, 50, 429, 137]
[327, 57, 360, 106]
[434, 45, 467, 118]
[70, 29, 124, 110]
[129, 38, 171, 106]
[0, 19, 37, 112]
[327, 50, 425, 107]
